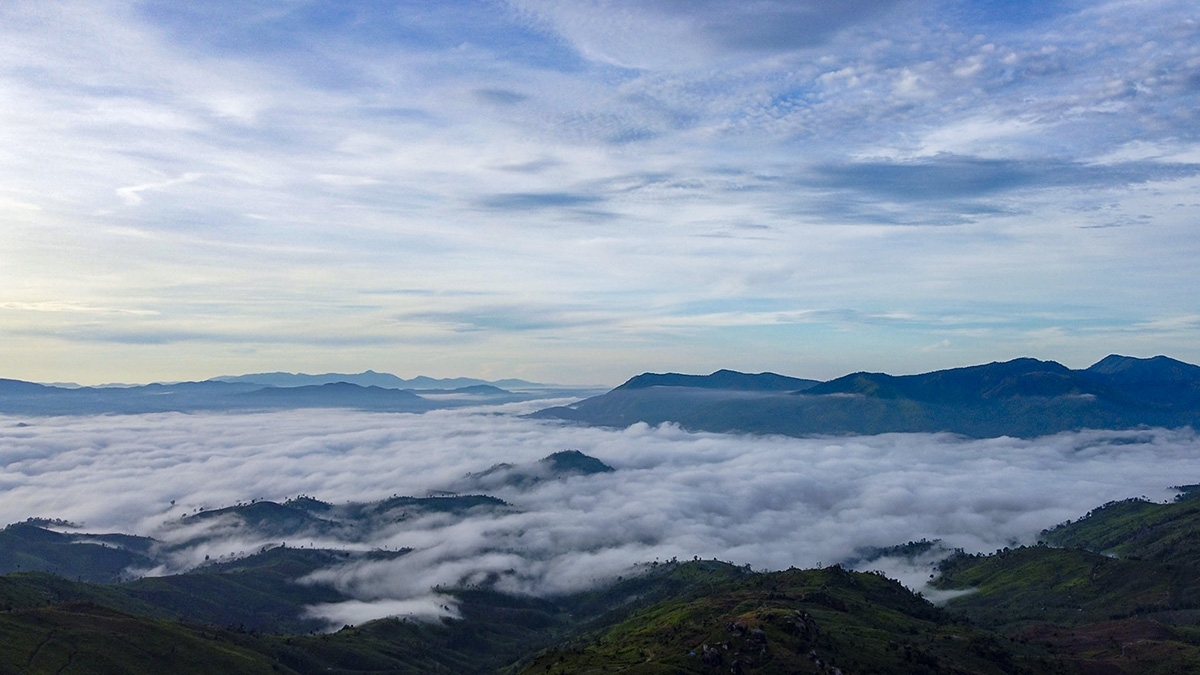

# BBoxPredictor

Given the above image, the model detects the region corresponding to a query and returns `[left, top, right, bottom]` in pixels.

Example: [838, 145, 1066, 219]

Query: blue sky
[1, 0, 1198, 384]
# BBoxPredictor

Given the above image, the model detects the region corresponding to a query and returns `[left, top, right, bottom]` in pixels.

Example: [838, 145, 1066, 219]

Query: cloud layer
[4, 407, 1198, 623]
[0, 1, 1198, 384]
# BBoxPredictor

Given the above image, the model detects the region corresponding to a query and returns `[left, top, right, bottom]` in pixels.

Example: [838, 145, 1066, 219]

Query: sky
[4, 406, 1199, 625]
[2, 0, 1199, 385]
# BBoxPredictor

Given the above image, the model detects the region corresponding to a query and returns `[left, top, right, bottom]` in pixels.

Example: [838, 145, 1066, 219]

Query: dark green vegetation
[0, 570, 571, 673]
[0, 522, 156, 583]
[538, 449, 615, 475]
[447, 449, 616, 492]
[1, 558, 1063, 675]
[0, 492, 515, 637]
[0, 601, 287, 675]
[0, 543, 393, 635]
[934, 487, 1200, 673]
[518, 562, 1053, 675]
[10, 490, 1200, 673]
[1, 492, 510, 576]
[534, 354, 1200, 438]
[177, 493, 512, 545]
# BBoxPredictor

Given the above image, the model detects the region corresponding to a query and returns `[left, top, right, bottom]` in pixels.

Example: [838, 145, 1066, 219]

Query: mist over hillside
[4, 399, 1200, 628]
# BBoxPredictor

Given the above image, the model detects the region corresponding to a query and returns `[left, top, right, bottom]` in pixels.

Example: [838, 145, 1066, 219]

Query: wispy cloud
[0, 0, 1198, 383]
[477, 192, 606, 211]
[115, 172, 205, 206]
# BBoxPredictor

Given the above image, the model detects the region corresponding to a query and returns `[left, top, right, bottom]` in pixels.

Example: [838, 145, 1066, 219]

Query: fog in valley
[3, 403, 1198, 625]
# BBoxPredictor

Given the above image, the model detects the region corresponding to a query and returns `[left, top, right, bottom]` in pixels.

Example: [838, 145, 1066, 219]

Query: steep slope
[934, 490, 1200, 673]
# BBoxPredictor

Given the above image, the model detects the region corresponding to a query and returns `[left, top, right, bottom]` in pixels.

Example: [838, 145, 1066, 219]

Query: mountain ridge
[534, 354, 1200, 438]
[0, 377, 591, 416]
[616, 369, 819, 392]
[209, 370, 546, 390]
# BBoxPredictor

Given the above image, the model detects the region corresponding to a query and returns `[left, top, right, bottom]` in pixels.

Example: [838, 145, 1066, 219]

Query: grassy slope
[116, 547, 361, 634]
[935, 493, 1200, 674]
[0, 524, 155, 583]
[1041, 493, 1200, 563]
[0, 547, 359, 635]
[519, 563, 1056, 675]
[0, 602, 292, 675]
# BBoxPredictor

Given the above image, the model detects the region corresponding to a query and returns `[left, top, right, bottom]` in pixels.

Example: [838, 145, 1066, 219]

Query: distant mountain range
[7, 357, 1200, 436]
[533, 355, 1200, 438]
[209, 370, 546, 391]
[0, 376, 593, 416]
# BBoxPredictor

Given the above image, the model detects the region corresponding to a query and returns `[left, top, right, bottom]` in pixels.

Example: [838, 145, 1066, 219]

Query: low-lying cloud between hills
[3, 400, 1199, 627]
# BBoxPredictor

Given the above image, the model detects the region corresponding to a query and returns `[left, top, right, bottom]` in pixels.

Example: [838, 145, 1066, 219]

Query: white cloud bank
[2, 406, 1198, 624]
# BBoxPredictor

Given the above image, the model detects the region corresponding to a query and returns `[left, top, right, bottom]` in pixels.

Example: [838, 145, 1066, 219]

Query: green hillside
[1040, 488, 1200, 563]
[933, 489, 1200, 673]
[518, 563, 1051, 675]
[0, 602, 291, 675]
[9, 486, 1200, 673]
[0, 523, 155, 583]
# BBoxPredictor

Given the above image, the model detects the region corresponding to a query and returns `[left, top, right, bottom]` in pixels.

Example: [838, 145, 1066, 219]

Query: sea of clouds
[3, 402, 1199, 625]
